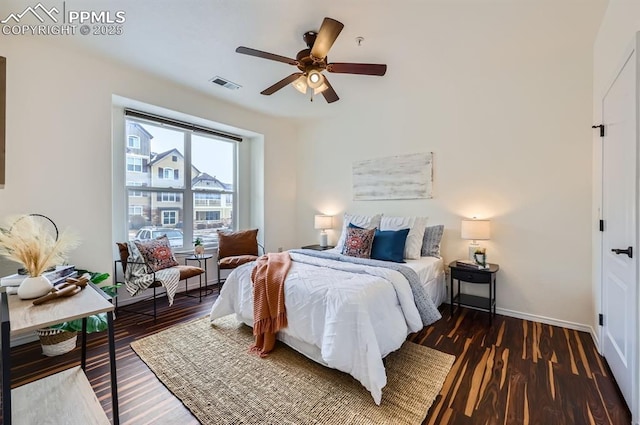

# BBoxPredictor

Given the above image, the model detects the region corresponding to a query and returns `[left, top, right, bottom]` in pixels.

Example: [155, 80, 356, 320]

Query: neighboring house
[148, 148, 187, 226]
[124, 124, 231, 229]
[125, 122, 153, 227]
[192, 173, 233, 228]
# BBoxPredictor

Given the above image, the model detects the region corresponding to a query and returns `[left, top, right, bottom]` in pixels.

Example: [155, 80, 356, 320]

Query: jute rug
[130, 315, 455, 425]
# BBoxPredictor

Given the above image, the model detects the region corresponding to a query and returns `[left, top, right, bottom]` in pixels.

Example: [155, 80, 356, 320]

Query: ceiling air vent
[209, 76, 241, 90]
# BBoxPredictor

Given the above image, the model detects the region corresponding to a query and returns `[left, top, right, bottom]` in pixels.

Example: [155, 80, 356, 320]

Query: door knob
[611, 247, 633, 258]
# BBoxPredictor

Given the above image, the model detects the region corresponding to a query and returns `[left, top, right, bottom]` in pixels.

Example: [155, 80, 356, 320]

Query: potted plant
[194, 237, 205, 256]
[473, 248, 487, 267]
[36, 271, 120, 356]
[0, 214, 78, 299]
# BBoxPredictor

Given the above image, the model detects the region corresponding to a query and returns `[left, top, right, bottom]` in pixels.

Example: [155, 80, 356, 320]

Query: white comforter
[209, 252, 424, 404]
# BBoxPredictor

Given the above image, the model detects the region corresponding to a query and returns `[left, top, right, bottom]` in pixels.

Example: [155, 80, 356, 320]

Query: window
[196, 211, 220, 221]
[127, 135, 140, 149]
[124, 113, 239, 250]
[129, 206, 143, 215]
[127, 181, 146, 197]
[127, 157, 143, 172]
[162, 210, 177, 225]
[159, 192, 180, 202]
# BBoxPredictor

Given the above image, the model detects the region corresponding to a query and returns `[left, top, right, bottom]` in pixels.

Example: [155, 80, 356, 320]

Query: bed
[209, 248, 445, 404]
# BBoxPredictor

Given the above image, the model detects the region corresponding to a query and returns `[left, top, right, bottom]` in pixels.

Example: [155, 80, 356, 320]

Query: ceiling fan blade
[236, 46, 298, 66]
[261, 73, 304, 95]
[310, 18, 344, 60]
[321, 76, 339, 103]
[327, 63, 387, 76]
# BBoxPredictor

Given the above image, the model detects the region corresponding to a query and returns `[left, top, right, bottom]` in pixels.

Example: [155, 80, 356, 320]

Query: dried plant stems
[0, 215, 79, 277]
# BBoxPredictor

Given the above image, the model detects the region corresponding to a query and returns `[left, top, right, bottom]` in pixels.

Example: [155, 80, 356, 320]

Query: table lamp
[461, 218, 491, 261]
[314, 215, 333, 247]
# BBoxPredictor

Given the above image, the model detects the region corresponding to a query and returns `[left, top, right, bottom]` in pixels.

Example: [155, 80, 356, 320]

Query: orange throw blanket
[250, 252, 292, 357]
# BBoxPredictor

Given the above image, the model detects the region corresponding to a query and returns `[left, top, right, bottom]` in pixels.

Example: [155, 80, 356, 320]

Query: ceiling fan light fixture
[307, 69, 323, 89]
[292, 75, 308, 94]
[313, 81, 328, 95]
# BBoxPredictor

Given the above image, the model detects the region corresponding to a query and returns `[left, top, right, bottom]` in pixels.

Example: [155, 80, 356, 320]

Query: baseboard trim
[495, 307, 595, 337]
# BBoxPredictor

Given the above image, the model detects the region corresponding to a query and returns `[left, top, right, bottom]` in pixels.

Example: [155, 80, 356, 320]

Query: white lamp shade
[292, 76, 308, 94]
[314, 215, 333, 230]
[461, 219, 491, 240]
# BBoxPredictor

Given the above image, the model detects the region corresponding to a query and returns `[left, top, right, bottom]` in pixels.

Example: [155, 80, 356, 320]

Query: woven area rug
[130, 315, 455, 425]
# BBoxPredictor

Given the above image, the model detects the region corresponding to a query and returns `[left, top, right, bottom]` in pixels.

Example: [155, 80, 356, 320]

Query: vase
[195, 245, 205, 256]
[18, 275, 53, 300]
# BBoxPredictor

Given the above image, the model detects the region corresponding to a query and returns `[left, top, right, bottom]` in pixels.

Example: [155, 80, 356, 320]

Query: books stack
[455, 259, 489, 270]
[1, 265, 76, 287]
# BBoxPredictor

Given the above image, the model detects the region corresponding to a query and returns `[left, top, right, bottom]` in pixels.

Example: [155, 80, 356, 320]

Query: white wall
[593, 2, 640, 423]
[295, 3, 603, 328]
[0, 37, 298, 281]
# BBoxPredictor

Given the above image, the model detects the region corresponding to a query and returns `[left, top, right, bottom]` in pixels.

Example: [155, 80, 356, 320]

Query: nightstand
[301, 244, 335, 251]
[449, 261, 500, 324]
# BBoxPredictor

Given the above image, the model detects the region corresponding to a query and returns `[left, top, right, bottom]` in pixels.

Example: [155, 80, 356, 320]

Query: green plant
[49, 271, 120, 334]
[194, 237, 203, 246]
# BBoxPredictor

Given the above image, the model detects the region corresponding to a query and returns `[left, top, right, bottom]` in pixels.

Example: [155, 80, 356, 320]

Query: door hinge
[592, 124, 605, 137]
[599, 314, 604, 326]
[599, 220, 604, 232]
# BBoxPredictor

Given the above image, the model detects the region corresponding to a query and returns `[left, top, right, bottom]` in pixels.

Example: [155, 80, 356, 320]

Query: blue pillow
[350, 223, 409, 263]
[371, 228, 409, 263]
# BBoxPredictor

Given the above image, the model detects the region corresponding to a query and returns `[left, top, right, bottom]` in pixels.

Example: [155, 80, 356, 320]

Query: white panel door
[601, 43, 637, 415]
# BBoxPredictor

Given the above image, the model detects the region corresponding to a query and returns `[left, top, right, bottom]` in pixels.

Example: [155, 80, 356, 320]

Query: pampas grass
[0, 215, 79, 277]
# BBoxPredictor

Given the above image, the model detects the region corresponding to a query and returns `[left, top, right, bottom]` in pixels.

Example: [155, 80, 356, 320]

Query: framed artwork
[352, 152, 433, 200]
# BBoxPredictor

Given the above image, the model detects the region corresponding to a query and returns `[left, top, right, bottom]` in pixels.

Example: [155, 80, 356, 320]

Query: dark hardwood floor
[1, 289, 631, 424]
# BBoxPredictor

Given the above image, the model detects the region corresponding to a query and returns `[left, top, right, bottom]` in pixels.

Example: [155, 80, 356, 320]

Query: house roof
[129, 122, 154, 139]
[192, 173, 232, 191]
[148, 148, 183, 166]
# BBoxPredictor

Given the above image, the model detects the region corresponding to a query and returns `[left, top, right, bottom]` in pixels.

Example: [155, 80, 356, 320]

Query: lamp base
[319, 232, 328, 248]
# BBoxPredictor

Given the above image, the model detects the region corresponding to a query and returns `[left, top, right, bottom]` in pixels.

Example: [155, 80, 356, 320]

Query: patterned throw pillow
[421, 225, 444, 257]
[335, 213, 382, 253]
[134, 235, 179, 272]
[342, 227, 376, 259]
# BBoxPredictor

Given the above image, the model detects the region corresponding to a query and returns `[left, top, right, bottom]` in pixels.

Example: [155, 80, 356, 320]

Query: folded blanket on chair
[125, 241, 181, 306]
[250, 252, 292, 357]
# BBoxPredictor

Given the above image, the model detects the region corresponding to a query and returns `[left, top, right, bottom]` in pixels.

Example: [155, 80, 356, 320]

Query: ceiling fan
[236, 17, 387, 103]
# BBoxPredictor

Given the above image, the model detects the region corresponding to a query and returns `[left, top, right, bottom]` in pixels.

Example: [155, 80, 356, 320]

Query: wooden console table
[1, 282, 119, 424]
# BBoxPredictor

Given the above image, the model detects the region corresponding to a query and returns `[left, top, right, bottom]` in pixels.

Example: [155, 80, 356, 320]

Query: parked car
[134, 227, 183, 248]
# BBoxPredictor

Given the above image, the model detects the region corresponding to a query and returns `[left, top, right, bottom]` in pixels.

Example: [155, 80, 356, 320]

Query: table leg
[450, 274, 454, 317]
[198, 265, 202, 303]
[2, 294, 11, 425]
[81, 317, 87, 371]
[107, 311, 119, 425]
[489, 276, 493, 325]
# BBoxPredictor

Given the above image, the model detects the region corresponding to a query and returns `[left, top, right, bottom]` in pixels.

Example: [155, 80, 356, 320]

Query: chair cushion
[217, 229, 259, 258]
[218, 255, 259, 269]
[134, 235, 179, 272]
[174, 265, 204, 280]
[116, 242, 129, 272]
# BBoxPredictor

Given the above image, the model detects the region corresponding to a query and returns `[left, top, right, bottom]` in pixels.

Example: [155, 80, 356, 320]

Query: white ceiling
[2, 0, 608, 119]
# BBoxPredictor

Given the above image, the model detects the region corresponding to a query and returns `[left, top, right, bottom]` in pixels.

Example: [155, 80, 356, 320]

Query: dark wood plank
[0, 294, 631, 425]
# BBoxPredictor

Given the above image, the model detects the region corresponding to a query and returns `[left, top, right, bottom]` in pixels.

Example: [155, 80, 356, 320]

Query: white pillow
[380, 216, 428, 260]
[336, 213, 382, 252]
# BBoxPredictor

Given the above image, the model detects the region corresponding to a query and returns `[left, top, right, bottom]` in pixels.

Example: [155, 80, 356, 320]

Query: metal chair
[114, 242, 204, 320]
